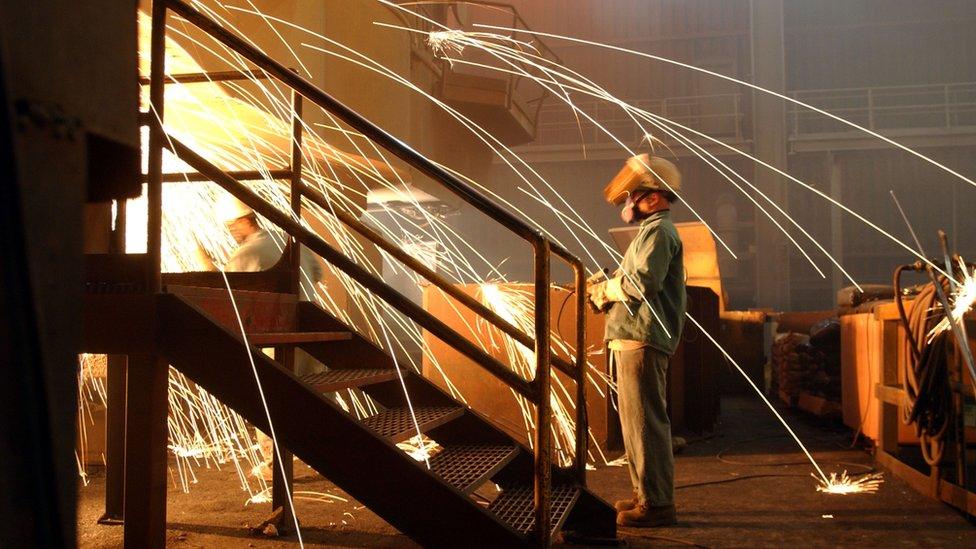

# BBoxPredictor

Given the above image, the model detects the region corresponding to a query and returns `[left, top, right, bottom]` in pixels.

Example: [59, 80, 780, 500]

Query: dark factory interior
[2, 1, 976, 547]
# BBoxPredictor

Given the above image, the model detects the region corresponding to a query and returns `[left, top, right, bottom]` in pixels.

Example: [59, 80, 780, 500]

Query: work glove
[585, 269, 612, 314]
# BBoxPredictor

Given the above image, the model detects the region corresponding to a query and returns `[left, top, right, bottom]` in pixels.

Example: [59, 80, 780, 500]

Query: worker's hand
[586, 269, 611, 314]
[585, 268, 612, 313]
[586, 279, 612, 314]
[193, 241, 217, 271]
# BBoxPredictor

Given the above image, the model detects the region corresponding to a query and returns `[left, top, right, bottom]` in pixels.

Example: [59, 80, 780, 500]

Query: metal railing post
[533, 239, 551, 546]
[573, 260, 587, 486]
[734, 94, 742, 141]
[867, 88, 875, 130]
[791, 93, 799, 137]
[146, 1, 167, 293]
[289, 87, 303, 295]
[270, 84, 303, 530]
[944, 84, 952, 128]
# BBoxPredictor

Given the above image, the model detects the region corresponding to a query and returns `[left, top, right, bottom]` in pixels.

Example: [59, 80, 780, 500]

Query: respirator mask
[620, 191, 649, 224]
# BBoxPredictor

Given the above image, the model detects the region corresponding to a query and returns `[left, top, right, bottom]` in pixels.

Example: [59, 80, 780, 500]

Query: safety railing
[390, 0, 563, 135]
[789, 82, 976, 136]
[146, 1, 588, 543]
[532, 93, 745, 147]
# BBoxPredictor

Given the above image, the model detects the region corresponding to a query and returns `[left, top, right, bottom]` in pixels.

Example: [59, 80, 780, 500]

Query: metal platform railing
[532, 93, 746, 147]
[789, 82, 976, 136]
[389, 0, 563, 135]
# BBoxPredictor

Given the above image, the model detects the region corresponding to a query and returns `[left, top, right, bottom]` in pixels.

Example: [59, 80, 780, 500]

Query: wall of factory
[781, 0, 976, 310]
[509, 0, 752, 101]
[786, 149, 976, 311]
[784, 0, 976, 89]
[490, 0, 764, 306]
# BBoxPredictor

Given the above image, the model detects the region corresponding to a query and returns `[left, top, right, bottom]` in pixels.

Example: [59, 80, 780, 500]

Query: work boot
[614, 493, 638, 512]
[616, 503, 677, 528]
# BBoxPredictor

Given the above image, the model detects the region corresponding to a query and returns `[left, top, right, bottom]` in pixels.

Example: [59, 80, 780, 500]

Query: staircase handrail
[148, 2, 590, 542]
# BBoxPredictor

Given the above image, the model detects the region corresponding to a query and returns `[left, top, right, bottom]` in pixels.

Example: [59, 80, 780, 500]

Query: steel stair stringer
[155, 292, 528, 547]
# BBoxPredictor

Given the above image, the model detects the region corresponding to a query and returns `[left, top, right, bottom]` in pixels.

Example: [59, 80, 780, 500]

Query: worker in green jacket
[587, 154, 686, 528]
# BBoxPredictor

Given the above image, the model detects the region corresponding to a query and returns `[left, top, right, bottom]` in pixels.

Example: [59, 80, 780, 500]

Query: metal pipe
[142, 169, 294, 183]
[163, 0, 545, 245]
[138, 68, 272, 86]
[165, 134, 538, 401]
[532, 240, 551, 546]
[146, 1, 167, 293]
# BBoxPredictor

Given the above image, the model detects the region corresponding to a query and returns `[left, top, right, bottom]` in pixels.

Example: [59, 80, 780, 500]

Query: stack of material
[772, 332, 812, 404]
[772, 319, 842, 413]
[807, 319, 842, 401]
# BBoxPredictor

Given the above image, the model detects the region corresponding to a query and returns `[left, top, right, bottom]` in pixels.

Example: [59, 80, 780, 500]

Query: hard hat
[215, 193, 253, 224]
[603, 154, 682, 205]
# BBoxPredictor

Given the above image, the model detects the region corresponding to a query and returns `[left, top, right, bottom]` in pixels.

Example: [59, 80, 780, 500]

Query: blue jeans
[614, 346, 674, 507]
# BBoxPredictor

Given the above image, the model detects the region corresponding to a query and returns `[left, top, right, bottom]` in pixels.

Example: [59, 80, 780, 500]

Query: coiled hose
[894, 265, 954, 465]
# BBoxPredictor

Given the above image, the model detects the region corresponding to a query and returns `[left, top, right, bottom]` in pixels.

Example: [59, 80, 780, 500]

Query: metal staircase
[81, 1, 616, 546]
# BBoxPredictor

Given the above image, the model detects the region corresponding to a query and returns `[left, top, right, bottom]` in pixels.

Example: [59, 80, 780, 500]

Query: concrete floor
[77, 397, 976, 547]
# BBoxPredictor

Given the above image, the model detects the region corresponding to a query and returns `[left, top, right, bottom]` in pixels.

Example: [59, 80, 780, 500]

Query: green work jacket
[604, 210, 687, 355]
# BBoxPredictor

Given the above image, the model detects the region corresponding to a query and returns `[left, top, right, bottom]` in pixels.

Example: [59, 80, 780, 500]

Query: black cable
[714, 435, 875, 473]
[627, 534, 710, 548]
[894, 268, 954, 465]
[555, 285, 575, 344]
[676, 473, 806, 490]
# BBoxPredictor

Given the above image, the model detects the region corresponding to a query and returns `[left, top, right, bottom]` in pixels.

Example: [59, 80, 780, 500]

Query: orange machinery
[841, 299, 976, 444]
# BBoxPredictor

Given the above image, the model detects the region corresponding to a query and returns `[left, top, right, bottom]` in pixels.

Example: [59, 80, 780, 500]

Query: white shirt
[225, 229, 323, 297]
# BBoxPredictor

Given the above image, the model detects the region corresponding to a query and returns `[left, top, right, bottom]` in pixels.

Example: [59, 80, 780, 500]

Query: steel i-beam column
[99, 355, 127, 524]
[123, 353, 169, 548]
[750, 0, 790, 310]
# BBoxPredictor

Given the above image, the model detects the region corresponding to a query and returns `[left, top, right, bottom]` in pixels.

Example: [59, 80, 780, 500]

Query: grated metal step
[428, 443, 519, 494]
[361, 406, 464, 442]
[487, 484, 580, 537]
[300, 369, 399, 393]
